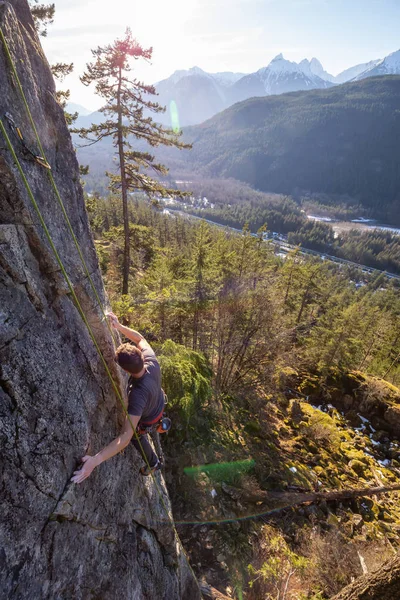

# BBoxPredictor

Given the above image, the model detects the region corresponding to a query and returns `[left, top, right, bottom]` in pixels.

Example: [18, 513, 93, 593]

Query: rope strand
[0, 26, 113, 337]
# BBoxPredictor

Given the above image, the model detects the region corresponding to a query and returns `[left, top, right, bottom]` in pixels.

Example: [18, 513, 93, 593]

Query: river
[307, 215, 400, 237]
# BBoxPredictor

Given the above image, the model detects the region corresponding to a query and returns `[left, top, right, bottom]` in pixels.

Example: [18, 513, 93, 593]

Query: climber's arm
[107, 312, 145, 346]
[71, 414, 140, 484]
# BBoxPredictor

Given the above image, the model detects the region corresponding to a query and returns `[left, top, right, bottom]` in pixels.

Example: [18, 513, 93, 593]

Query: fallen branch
[330, 553, 400, 600]
[221, 482, 400, 509]
[200, 582, 234, 600]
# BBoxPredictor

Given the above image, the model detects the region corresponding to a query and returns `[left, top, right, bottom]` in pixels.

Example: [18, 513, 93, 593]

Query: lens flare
[170, 100, 180, 133]
[184, 458, 255, 480]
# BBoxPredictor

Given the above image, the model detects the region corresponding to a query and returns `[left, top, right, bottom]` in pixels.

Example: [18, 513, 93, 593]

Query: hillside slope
[169, 76, 400, 223]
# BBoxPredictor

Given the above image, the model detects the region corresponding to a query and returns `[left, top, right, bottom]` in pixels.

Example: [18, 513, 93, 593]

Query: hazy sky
[41, 0, 400, 111]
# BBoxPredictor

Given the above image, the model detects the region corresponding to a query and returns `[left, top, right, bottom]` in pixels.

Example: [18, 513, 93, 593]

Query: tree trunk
[283, 253, 298, 305]
[117, 66, 130, 296]
[330, 553, 400, 600]
[296, 268, 319, 324]
[221, 482, 400, 508]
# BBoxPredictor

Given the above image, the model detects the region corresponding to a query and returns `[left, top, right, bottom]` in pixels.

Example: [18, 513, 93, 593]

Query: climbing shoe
[140, 459, 162, 476]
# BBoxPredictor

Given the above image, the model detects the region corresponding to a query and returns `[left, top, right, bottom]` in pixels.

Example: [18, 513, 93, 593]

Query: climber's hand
[71, 455, 97, 484]
[106, 311, 120, 329]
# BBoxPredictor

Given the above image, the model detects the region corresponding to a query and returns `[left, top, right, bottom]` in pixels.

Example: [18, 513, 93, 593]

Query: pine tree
[74, 29, 191, 294]
[28, 0, 55, 36]
[28, 2, 76, 123]
[51, 62, 77, 125]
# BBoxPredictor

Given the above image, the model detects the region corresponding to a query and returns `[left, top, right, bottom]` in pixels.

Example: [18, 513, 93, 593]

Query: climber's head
[115, 343, 144, 377]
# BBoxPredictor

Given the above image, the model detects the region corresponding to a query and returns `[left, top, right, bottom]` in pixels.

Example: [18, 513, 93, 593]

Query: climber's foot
[140, 459, 162, 476]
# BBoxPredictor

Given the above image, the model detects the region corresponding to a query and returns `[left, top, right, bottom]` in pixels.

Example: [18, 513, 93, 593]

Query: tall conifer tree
[74, 29, 190, 294]
[28, 0, 55, 36]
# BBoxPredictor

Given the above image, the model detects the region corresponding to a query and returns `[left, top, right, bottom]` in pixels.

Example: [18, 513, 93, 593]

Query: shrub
[158, 339, 212, 425]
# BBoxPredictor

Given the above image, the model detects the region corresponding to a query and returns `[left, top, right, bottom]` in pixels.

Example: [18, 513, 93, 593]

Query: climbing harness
[137, 415, 172, 436]
[0, 25, 202, 594]
[4, 111, 51, 169]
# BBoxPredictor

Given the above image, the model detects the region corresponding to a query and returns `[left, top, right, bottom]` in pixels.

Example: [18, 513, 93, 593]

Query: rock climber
[71, 312, 165, 484]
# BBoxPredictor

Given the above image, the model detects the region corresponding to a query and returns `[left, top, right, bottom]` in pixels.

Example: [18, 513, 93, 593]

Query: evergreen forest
[86, 193, 400, 598]
[173, 179, 400, 276]
[148, 77, 400, 226]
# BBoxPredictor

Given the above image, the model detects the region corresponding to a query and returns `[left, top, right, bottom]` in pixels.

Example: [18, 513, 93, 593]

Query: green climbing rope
[0, 26, 112, 337]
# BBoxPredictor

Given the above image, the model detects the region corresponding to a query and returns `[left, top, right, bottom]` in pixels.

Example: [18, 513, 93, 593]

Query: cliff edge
[0, 1, 200, 598]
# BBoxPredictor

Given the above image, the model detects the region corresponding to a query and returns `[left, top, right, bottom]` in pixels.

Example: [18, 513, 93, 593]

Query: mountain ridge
[73, 48, 400, 129]
[156, 76, 400, 224]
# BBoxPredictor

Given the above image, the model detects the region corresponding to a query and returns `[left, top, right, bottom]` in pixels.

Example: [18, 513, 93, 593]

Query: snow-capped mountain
[353, 49, 400, 80]
[156, 66, 245, 88]
[304, 57, 336, 83]
[72, 49, 400, 131]
[334, 60, 381, 84]
[230, 54, 333, 104]
[155, 67, 233, 126]
[212, 71, 246, 86]
[160, 66, 213, 86]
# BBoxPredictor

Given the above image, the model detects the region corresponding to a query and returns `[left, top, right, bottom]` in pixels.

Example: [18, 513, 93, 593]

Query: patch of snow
[210, 488, 217, 499]
[359, 415, 370, 424]
[377, 459, 391, 467]
[289, 466, 297, 473]
[369, 437, 380, 446]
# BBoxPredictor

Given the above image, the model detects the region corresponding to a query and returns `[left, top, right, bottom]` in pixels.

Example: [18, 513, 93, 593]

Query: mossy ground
[164, 372, 400, 599]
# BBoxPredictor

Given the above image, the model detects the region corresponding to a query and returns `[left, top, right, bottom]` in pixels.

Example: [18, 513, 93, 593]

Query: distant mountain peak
[352, 49, 400, 81]
[264, 54, 303, 75]
[310, 57, 323, 69]
[188, 66, 207, 75]
[381, 48, 400, 72]
[308, 57, 335, 82]
[165, 66, 210, 86]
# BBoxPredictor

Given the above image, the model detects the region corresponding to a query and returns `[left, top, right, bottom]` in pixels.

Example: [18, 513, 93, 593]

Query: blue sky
[42, 0, 400, 110]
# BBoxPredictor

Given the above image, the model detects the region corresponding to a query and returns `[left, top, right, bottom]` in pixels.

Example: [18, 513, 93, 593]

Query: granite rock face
[0, 2, 200, 598]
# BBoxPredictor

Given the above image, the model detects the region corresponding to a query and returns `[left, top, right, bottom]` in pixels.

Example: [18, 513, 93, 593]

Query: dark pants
[132, 433, 158, 467]
[132, 400, 165, 467]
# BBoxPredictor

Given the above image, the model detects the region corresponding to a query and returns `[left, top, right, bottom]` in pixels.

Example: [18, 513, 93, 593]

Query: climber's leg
[132, 433, 158, 469]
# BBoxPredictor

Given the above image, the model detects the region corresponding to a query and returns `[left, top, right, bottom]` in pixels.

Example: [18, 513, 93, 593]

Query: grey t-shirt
[127, 344, 164, 422]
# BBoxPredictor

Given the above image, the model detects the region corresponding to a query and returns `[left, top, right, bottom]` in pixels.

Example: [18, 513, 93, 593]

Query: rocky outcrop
[301, 371, 400, 438]
[0, 2, 200, 598]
